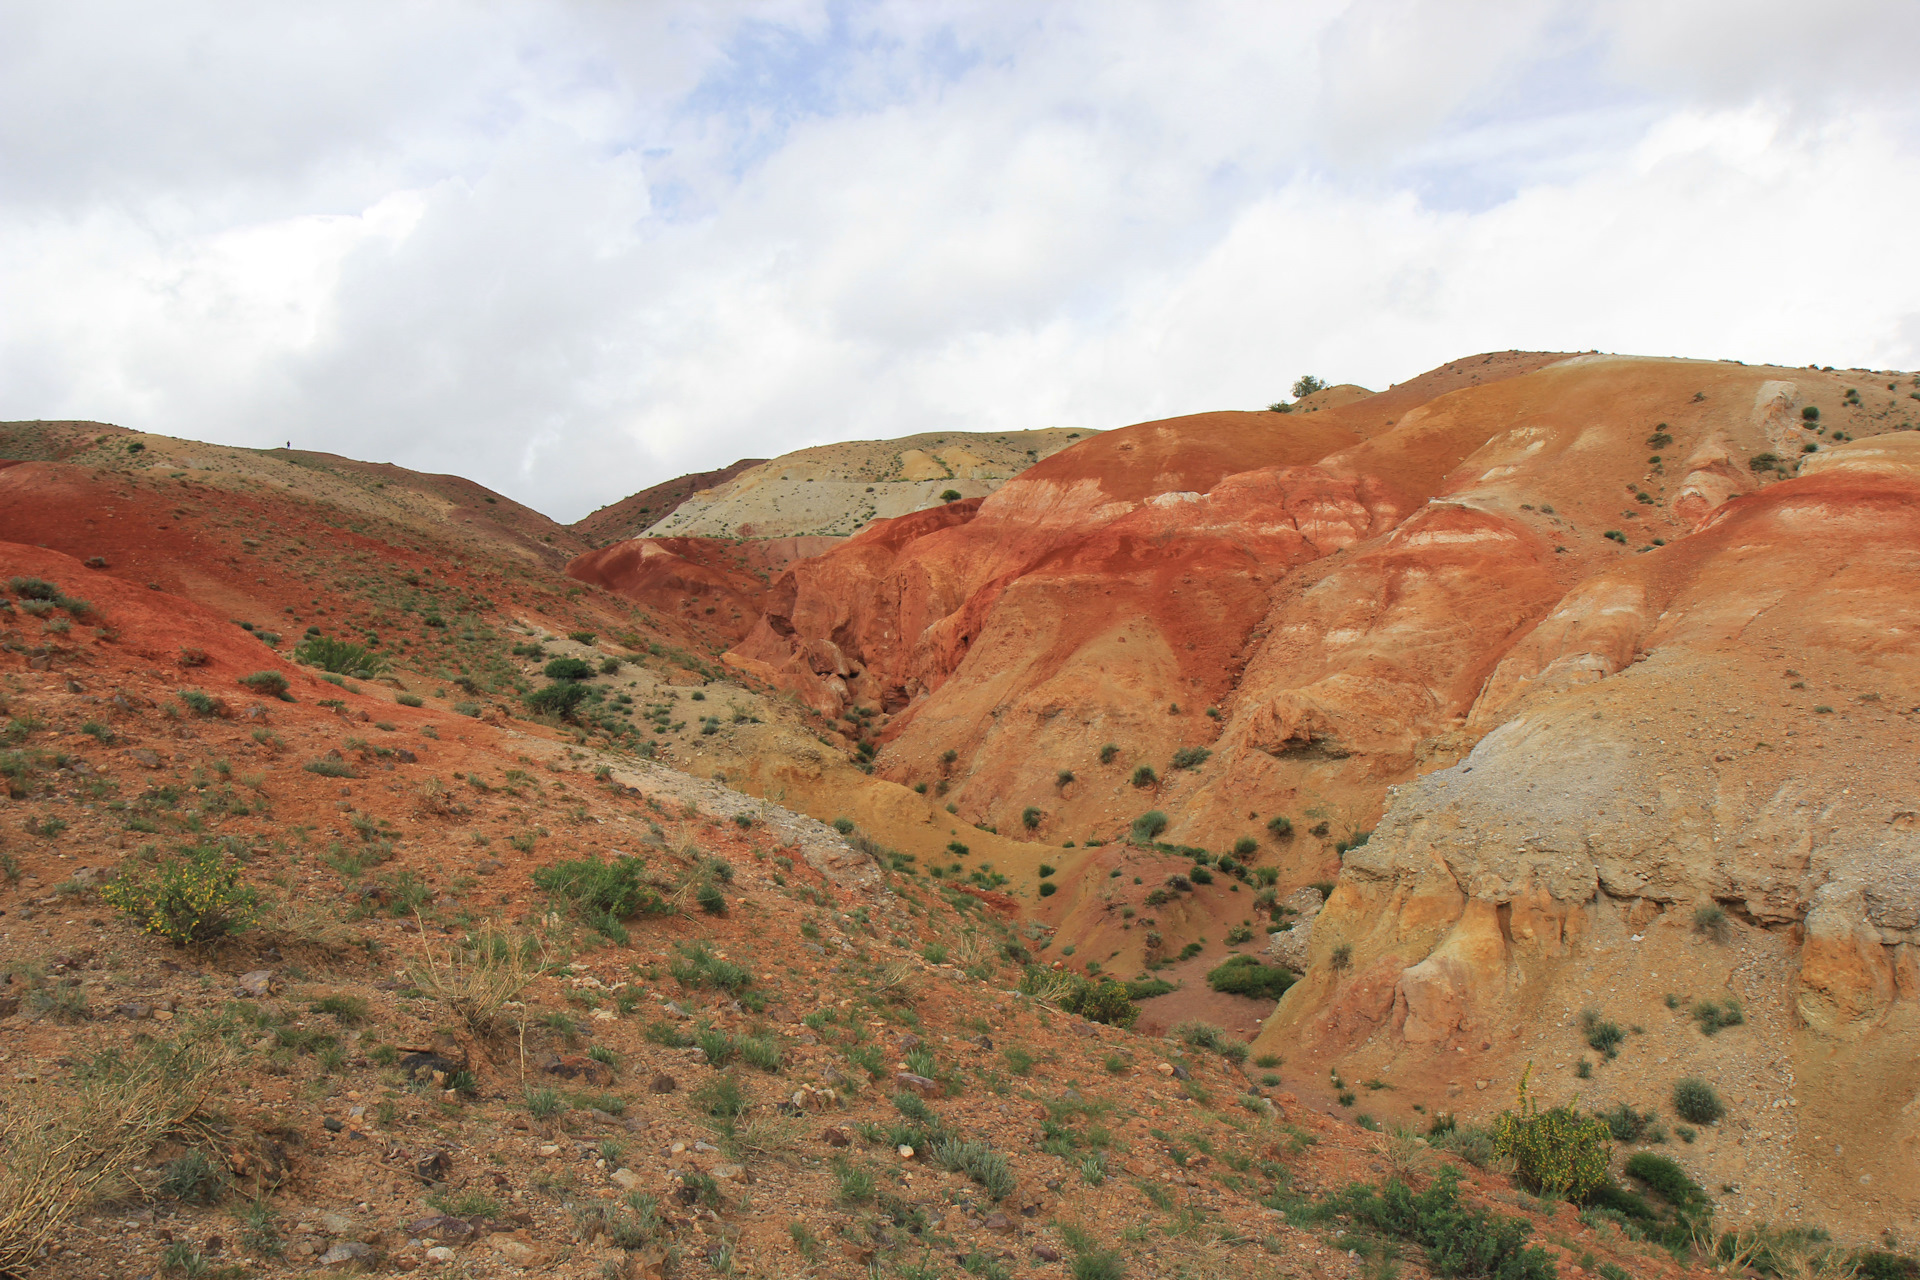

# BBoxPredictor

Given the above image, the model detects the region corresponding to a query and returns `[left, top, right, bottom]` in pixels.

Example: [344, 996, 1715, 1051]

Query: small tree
[1292, 374, 1327, 399]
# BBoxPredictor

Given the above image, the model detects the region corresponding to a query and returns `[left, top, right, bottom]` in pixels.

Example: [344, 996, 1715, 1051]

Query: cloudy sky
[3, 1, 1918, 521]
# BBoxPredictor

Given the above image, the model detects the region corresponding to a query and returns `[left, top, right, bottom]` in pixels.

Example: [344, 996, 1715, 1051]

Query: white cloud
[1, 0, 1916, 520]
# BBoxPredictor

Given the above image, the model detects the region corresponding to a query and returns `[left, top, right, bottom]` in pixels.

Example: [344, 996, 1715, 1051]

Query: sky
[3, 1, 1918, 523]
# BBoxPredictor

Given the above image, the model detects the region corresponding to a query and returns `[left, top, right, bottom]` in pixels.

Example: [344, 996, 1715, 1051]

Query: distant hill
[569, 457, 767, 545]
[638, 427, 1091, 539]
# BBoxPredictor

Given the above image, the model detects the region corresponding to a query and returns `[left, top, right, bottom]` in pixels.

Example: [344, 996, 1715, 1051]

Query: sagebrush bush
[102, 846, 258, 946]
[1130, 810, 1168, 842]
[532, 854, 667, 925]
[1692, 903, 1730, 943]
[525, 681, 587, 719]
[1491, 1065, 1611, 1200]
[292, 634, 388, 677]
[1170, 746, 1211, 770]
[1336, 1166, 1555, 1280]
[237, 670, 292, 701]
[1671, 1077, 1724, 1124]
[1206, 954, 1296, 1000]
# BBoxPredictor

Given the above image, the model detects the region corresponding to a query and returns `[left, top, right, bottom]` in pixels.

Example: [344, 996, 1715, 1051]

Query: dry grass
[408, 918, 548, 1038]
[0, 1034, 226, 1273]
[257, 894, 366, 955]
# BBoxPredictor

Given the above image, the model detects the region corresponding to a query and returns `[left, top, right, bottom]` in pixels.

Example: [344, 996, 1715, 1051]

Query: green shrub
[293, 634, 388, 677]
[8, 577, 60, 601]
[159, 1150, 227, 1204]
[1233, 836, 1257, 857]
[696, 881, 727, 915]
[1022, 806, 1043, 830]
[1170, 746, 1211, 770]
[237, 671, 292, 701]
[1336, 1165, 1554, 1280]
[1130, 811, 1168, 842]
[526, 1088, 563, 1119]
[1124, 978, 1174, 1000]
[395, 693, 423, 708]
[1595, 1102, 1659, 1142]
[532, 854, 668, 925]
[1098, 743, 1119, 764]
[1206, 954, 1296, 1000]
[1490, 1066, 1610, 1200]
[1581, 1009, 1625, 1058]
[1266, 814, 1293, 839]
[833, 816, 856, 835]
[102, 845, 259, 945]
[544, 657, 594, 681]
[1038, 882, 1058, 897]
[303, 758, 355, 778]
[525, 681, 588, 719]
[1692, 997, 1744, 1035]
[177, 689, 222, 718]
[1692, 904, 1730, 942]
[928, 1136, 1016, 1199]
[1671, 1077, 1723, 1124]
[1022, 967, 1138, 1028]
[670, 943, 753, 993]
[940, 489, 962, 502]
[1802, 405, 1820, 421]
[1131, 765, 1157, 788]
[1623, 1152, 1709, 1216]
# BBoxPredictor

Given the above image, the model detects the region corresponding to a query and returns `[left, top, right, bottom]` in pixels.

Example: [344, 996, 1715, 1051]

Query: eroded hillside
[638, 352, 1920, 1238]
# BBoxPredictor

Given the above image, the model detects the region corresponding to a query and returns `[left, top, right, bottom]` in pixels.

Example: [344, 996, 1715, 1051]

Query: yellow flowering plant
[1490, 1062, 1611, 1201]
[102, 845, 259, 946]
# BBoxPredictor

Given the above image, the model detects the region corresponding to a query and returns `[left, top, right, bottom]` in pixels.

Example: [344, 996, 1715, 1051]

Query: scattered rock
[129, 748, 161, 769]
[823, 1126, 852, 1147]
[406, 1216, 472, 1241]
[982, 1212, 1016, 1235]
[649, 1072, 677, 1094]
[317, 1241, 374, 1267]
[893, 1071, 940, 1098]
[537, 1052, 615, 1086]
[610, 1168, 640, 1191]
[235, 969, 277, 998]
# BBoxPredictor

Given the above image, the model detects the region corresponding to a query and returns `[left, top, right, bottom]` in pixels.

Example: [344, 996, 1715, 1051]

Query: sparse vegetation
[1691, 996, 1744, 1036]
[1672, 1077, 1725, 1124]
